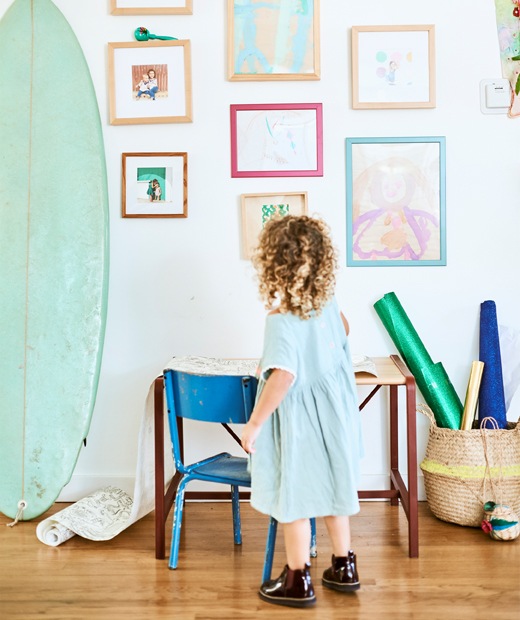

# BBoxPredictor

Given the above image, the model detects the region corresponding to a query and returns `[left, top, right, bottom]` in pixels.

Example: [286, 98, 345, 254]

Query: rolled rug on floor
[374, 292, 463, 429]
[479, 300, 507, 429]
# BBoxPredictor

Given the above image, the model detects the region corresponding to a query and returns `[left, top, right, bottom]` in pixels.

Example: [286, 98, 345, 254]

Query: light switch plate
[480, 78, 511, 114]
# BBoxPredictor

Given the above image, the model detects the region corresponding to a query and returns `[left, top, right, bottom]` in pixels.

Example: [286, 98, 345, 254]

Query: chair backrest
[163, 369, 258, 470]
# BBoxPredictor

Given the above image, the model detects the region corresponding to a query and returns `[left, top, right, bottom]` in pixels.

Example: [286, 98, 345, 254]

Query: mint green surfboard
[0, 0, 109, 521]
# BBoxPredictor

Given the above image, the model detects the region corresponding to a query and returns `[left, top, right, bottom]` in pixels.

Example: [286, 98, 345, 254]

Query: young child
[136, 74, 150, 98]
[147, 180, 154, 201]
[241, 215, 363, 608]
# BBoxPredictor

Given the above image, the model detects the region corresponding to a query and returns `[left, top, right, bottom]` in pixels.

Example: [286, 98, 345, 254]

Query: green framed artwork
[241, 191, 308, 258]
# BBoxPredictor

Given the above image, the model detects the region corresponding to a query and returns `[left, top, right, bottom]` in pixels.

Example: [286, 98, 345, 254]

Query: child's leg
[282, 518, 311, 569]
[322, 515, 360, 592]
[324, 515, 351, 556]
[259, 518, 315, 607]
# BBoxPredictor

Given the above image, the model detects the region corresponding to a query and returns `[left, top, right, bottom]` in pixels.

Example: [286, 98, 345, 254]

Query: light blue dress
[250, 298, 363, 523]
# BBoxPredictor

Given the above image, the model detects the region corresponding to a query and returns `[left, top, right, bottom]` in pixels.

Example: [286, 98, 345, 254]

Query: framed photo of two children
[108, 40, 192, 125]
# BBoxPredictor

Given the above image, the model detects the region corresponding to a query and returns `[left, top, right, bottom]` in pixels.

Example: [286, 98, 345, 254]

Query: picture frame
[351, 25, 436, 109]
[122, 152, 188, 218]
[110, 0, 192, 15]
[227, 0, 320, 81]
[345, 136, 446, 267]
[108, 40, 192, 125]
[241, 191, 308, 258]
[230, 103, 323, 178]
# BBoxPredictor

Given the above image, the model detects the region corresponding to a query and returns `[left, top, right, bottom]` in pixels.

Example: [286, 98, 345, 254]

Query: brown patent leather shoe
[259, 563, 316, 607]
[322, 551, 360, 592]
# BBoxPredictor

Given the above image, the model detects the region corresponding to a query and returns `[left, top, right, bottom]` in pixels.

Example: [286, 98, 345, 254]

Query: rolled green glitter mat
[374, 292, 463, 429]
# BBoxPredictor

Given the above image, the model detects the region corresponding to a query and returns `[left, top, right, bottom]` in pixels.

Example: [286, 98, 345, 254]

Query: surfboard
[0, 0, 109, 521]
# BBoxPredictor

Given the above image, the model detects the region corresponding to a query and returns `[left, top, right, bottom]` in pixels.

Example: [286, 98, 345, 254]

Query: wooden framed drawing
[230, 103, 323, 178]
[351, 25, 436, 109]
[108, 40, 192, 125]
[241, 191, 308, 258]
[110, 0, 192, 15]
[228, 0, 320, 81]
[345, 136, 446, 266]
[122, 152, 188, 218]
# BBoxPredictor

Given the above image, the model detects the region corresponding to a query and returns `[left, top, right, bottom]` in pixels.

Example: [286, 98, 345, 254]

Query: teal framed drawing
[122, 152, 188, 218]
[228, 0, 320, 81]
[345, 136, 446, 267]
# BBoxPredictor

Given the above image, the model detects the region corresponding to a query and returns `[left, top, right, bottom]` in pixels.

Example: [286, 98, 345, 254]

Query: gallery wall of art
[1, 0, 518, 501]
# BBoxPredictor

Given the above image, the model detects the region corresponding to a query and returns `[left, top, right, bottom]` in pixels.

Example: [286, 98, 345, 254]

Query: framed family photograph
[230, 103, 323, 177]
[351, 25, 436, 109]
[228, 0, 320, 81]
[345, 136, 446, 266]
[110, 0, 192, 15]
[122, 152, 188, 218]
[241, 191, 308, 258]
[108, 40, 192, 125]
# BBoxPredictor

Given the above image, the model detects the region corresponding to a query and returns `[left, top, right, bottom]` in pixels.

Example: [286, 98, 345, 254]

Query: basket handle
[416, 403, 436, 426]
[480, 416, 499, 430]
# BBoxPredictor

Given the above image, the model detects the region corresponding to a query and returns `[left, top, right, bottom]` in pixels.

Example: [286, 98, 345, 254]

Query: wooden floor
[1, 501, 518, 619]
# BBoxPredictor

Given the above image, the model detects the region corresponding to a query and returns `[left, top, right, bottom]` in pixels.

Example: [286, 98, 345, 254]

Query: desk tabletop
[355, 356, 410, 386]
[161, 355, 412, 387]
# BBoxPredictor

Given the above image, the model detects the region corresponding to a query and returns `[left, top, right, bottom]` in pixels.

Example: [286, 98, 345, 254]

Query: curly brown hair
[252, 215, 338, 320]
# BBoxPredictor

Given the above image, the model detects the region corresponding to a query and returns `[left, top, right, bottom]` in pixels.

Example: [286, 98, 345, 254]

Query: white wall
[3, 0, 519, 501]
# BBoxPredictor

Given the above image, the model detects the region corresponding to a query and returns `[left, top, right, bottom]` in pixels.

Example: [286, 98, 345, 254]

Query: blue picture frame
[345, 136, 446, 267]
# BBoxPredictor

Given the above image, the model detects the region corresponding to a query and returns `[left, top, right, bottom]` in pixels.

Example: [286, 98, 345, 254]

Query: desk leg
[389, 385, 399, 507]
[154, 376, 182, 560]
[406, 379, 419, 558]
[154, 377, 167, 560]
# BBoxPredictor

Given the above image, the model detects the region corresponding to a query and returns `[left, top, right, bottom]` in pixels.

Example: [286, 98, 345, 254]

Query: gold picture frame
[351, 25, 436, 109]
[108, 40, 192, 125]
[228, 0, 320, 81]
[241, 191, 308, 258]
[110, 0, 192, 15]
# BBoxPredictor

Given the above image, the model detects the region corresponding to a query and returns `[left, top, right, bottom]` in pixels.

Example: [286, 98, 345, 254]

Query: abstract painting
[228, 0, 320, 80]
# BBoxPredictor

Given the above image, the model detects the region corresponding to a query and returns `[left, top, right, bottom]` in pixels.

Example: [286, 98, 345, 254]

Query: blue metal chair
[163, 367, 316, 574]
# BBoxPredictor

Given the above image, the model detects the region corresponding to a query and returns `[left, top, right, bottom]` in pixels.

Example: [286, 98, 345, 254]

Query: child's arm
[241, 368, 294, 454]
[340, 311, 350, 336]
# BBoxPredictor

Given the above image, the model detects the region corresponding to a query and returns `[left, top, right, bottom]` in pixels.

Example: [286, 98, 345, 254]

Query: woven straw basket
[419, 404, 520, 527]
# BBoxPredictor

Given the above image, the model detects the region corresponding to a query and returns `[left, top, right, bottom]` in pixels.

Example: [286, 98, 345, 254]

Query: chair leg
[168, 480, 188, 569]
[231, 485, 242, 545]
[310, 517, 317, 557]
[262, 517, 278, 584]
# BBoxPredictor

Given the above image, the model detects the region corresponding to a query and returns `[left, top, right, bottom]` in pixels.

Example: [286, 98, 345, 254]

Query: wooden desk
[153, 354, 418, 560]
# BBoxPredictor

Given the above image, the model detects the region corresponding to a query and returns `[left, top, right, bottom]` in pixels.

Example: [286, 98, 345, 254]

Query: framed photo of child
[108, 41, 192, 125]
[122, 152, 188, 218]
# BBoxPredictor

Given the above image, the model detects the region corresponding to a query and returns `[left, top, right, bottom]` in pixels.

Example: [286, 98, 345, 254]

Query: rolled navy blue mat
[479, 300, 507, 429]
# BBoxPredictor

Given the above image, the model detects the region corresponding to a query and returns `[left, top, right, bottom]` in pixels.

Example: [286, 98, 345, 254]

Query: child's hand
[241, 420, 262, 454]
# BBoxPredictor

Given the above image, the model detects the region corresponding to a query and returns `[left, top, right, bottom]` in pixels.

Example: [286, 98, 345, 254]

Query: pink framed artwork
[230, 103, 323, 177]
